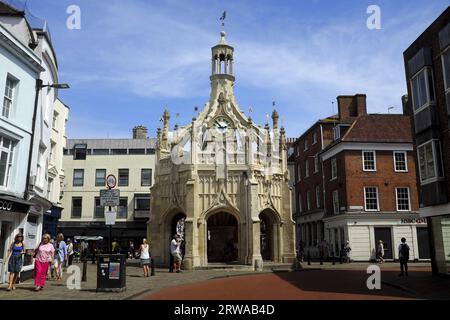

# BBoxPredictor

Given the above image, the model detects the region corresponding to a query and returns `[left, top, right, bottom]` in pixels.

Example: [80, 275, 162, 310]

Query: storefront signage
[0, 200, 13, 211]
[24, 221, 38, 248]
[100, 189, 120, 207]
[401, 218, 427, 224]
[0, 198, 30, 214]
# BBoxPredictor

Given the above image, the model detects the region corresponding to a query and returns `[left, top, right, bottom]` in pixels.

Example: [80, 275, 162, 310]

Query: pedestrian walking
[344, 240, 352, 263]
[128, 241, 135, 260]
[67, 239, 74, 266]
[398, 237, 410, 277]
[140, 238, 151, 277]
[54, 233, 68, 280]
[170, 234, 183, 273]
[377, 240, 385, 263]
[34, 234, 55, 291]
[6, 233, 25, 291]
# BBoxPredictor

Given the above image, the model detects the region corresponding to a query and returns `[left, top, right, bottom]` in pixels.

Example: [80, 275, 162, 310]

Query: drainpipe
[25, 79, 43, 201]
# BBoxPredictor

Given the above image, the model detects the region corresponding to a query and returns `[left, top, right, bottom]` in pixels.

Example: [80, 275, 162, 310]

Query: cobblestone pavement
[0, 261, 259, 300]
[1, 261, 448, 300]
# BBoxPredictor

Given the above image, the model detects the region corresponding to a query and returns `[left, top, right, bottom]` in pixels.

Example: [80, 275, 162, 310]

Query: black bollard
[332, 255, 336, 265]
[81, 252, 87, 282]
[151, 258, 155, 276]
[307, 251, 311, 266]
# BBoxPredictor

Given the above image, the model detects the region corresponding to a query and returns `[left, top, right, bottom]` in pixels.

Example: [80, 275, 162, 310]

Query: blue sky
[18, 0, 450, 138]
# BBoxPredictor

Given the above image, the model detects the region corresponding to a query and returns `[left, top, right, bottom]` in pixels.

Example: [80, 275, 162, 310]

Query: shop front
[0, 195, 32, 284]
[58, 221, 147, 254]
[324, 214, 429, 262]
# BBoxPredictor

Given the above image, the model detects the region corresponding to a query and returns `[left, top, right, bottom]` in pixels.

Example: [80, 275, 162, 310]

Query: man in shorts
[170, 234, 182, 273]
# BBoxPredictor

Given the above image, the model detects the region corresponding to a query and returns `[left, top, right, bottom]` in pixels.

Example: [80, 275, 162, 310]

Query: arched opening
[259, 210, 278, 261]
[207, 212, 238, 263]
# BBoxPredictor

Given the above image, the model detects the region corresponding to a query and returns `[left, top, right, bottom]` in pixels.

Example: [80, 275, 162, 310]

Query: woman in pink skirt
[34, 233, 55, 291]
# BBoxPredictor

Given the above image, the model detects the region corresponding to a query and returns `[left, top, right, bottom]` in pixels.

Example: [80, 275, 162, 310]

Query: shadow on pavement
[273, 269, 435, 299]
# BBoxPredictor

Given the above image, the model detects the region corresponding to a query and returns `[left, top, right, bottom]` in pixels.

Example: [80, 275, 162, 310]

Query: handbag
[33, 244, 40, 259]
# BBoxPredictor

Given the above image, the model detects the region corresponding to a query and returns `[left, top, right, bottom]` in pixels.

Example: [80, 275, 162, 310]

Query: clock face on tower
[214, 116, 231, 134]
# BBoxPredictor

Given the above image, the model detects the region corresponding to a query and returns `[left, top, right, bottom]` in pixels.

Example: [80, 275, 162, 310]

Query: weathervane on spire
[220, 11, 226, 28]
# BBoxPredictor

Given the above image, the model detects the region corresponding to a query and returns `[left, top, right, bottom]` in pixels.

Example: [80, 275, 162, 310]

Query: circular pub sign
[106, 174, 117, 189]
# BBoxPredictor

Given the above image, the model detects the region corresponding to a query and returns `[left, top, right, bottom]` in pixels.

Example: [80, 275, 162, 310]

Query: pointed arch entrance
[259, 209, 281, 261]
[207, 212, 238, 263]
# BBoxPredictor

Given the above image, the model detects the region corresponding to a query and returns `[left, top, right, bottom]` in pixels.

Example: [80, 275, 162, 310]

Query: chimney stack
[401, 94, 408, 115]
[133, 125, 148, 139]
[337, 94, 367, 123]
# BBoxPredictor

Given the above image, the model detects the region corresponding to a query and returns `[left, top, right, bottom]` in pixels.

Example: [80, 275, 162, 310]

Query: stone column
[249, 179, 263, 270]
[182, 179, 199, 270]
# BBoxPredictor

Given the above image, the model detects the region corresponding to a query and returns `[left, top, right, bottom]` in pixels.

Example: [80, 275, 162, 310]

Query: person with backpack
[398, 237, 410, 277]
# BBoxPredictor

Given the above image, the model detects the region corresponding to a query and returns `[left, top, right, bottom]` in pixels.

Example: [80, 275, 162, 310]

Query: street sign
[100, 189, 120, 207]
[106, 174, 117, 189]
[105, 209, 117, 225]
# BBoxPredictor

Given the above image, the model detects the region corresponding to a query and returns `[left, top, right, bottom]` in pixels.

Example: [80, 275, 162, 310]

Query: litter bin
[97, 254, 126, 292]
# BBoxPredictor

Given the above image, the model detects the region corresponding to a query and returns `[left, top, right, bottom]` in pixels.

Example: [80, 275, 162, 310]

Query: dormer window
[411, 67, 435, 113]
[74, 144, 87, 160]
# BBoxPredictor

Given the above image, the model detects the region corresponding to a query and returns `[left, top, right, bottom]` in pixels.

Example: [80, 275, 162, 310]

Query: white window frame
[305, 159, 309, 178]
[296, 163, 301, 182]
[362, 150, 377, 172]
[442, 48, 450, 93]
[2, 75, 18, 118]
[417, 139, 444, 184]
[395, 187, 411, 212]
[333, 126, 340, 140]
[393, 151, 408, 172]
[332, 190, 339, 215]
[315, 185, 321, 208]
[331, 158, 337, 180]
[306, 190, 311, 211]
[304, 139, 308, 151]
[410, 67, 436, 114]
[312, 132, 318, 145]
[314, 154, 319, 173]
[0, 135, 15, 188]
[73, 169, 84, 187]
[364, 186, 379, 212]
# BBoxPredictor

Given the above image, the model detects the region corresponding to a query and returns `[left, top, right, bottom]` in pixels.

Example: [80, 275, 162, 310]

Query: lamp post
[25, 80, 70, 200]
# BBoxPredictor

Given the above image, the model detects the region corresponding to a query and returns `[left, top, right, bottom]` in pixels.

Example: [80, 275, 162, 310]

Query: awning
[45, 205, 63, 218]
[0, 194, 33, 214]
[28, 194, 53, 214]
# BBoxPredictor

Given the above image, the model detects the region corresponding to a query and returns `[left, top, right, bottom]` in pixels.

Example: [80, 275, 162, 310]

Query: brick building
[294, 94, 428, 261]
[292, 115, 336, 256]
[403, 6, 450, 276]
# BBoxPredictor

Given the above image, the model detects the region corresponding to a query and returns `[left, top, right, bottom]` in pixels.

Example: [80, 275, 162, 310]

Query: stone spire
[272, 110, 279, 130]
[161, 109, 170, 150]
